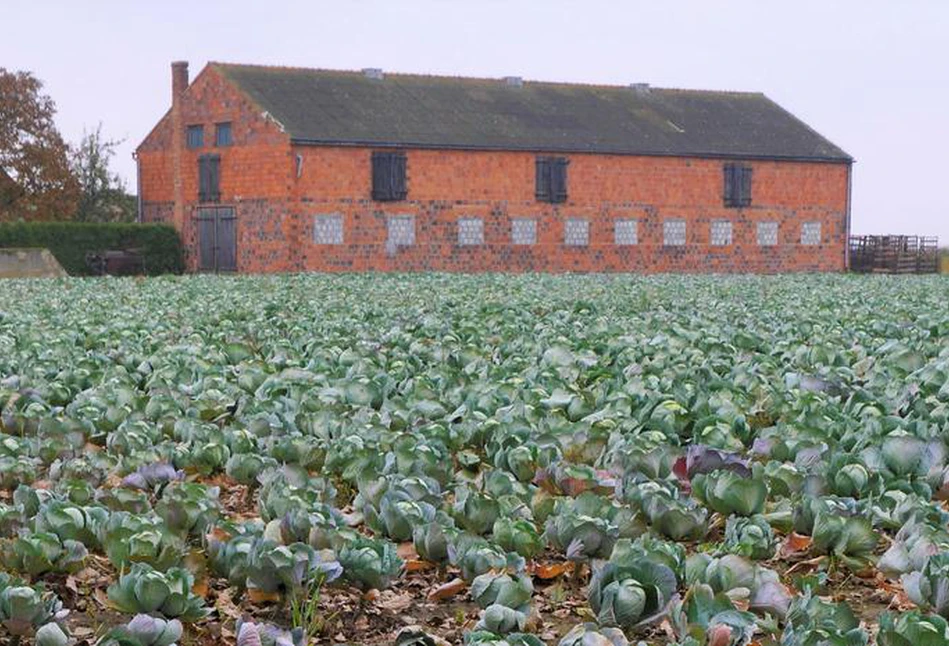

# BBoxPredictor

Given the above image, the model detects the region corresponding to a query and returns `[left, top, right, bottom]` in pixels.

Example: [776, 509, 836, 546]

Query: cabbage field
[2, 273, 949, 646]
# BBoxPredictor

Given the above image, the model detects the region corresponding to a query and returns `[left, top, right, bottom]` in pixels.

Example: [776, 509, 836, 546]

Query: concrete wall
[0, 249, 67, 278]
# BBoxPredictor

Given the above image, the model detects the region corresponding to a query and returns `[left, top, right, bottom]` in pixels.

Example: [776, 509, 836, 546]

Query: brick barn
[136, 61, 853, 273]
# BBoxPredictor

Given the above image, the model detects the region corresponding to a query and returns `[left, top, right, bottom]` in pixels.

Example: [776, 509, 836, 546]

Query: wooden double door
[196, 207, 236, 272]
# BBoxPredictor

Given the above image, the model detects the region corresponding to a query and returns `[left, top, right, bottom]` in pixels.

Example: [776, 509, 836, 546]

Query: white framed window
[757, 221, 778, 246]
[564, 218, 589, 246]
[801, 221, 821, 245]
[387, 215, 415, 247]
[511, 218, 537, 245]
[663, 219, 686, 246]
[313, 214, 343, 245]
[614, 219, 638, 245]
[711, 220, 732, 246]
[457, 217, 484, 246]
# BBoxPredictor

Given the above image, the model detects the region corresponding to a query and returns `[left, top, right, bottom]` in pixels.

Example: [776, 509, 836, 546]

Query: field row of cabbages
[2, 274, 949, 646]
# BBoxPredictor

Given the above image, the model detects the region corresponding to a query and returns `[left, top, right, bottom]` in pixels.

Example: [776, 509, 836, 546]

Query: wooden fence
[849, 235, 939, 274]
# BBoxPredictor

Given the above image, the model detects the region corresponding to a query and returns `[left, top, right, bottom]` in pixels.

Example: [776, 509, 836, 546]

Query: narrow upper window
[801, 221, 821, 245]
[711, 220, 733, 246]
[723, 163, 752, 208]
[614, 219, 638, 246]
[372, 152, 408, 201]
[757, 221, 778, 246]
[511, 218, 537, 245]
[663, 219, 686, 246]
[535, 156, 568, 203]
[186, 125, 204, 149]
[457, 217, 484, 246]
[564, 218, 589, 246]
[198, 154, 221, 203]
[215, 122, 232, 147]
[314, 214, 344, 245]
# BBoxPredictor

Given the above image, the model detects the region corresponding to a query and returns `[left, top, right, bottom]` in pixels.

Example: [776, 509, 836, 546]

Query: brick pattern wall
[288, 147, 849, 273]
[138, 66, 294, 272]
[137, 66, 850, 274]
[141, 201, 173, 224]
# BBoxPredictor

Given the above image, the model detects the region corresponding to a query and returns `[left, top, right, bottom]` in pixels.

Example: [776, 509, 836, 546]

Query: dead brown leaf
[405, 559, 435, 573]
[92, 587, 111, 609]
[780, 533, 813, 557]
[529, 561, 574, 580]
[247, 589, 282, 604]
[397, 542, 419, 561]
[192, 577, 209, 598]
[376, 590, 415, 612]
[216, 587, 242, 622]
[429, 578, 466, 601]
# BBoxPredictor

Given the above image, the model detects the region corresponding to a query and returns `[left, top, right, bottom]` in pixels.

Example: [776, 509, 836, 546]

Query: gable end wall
[137, 65, 293, 272]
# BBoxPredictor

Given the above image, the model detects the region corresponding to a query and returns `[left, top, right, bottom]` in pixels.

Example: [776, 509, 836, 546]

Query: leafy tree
[72, 124, 136, 223]
[0, 68, 79, 220]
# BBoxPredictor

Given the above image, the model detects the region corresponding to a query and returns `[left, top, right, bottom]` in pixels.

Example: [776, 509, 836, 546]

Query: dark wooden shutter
[535, 157, 550, 201]
[371, 152, 406, 201]
[552, 157, 568, 203]
[723, 164, 735, 207]
[209, 155, 221, 203]
[381, 154, 392, 200]
[739, 166, 752, 206]
[371, 153, 381, 200]
[198, 156, 209, 202]
[393, 153, 407, 200]
[371, 152, 386, 200]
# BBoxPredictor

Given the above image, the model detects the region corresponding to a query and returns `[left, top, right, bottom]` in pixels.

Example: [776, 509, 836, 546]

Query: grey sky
[3, 1, 947, 240]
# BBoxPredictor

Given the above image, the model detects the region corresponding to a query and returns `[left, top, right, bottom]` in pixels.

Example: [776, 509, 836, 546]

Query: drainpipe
[844, 161, 853, 271]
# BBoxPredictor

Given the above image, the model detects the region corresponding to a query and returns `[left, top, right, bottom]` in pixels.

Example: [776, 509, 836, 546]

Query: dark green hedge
[0, 222, 184, 275]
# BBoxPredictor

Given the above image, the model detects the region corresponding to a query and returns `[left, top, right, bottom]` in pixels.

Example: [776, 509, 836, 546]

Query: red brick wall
[138, 65, 850, 274]
[289, 147, 849, 273]
[138, 66, 295, 272]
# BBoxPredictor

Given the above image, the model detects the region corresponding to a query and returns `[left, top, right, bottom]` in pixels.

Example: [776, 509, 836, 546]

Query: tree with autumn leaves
[0, 67, 134, 222]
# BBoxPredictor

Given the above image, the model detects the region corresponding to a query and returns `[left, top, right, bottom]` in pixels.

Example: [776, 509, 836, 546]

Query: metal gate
[196, 207, 236, 272]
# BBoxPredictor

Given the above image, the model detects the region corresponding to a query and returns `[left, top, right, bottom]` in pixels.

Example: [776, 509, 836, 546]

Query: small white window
[663, 219, 686, 246]
[313, 214, 343, 245]
[511, 218, 537, 245]
[457, 217, 484, 246]
[614, 219, 638, 245]
[564, 218, 589, 246]
[711, 220, 732, 246]
[757, 221, 778, 246]
[801, 221, 821, 245]
[387, 215, 415, 247]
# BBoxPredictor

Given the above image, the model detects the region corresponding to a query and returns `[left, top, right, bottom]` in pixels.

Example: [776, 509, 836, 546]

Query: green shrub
[0, 222, 183, 275]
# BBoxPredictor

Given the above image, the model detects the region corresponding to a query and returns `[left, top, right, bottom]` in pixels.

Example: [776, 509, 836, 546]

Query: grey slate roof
[214, 63, 851, 162]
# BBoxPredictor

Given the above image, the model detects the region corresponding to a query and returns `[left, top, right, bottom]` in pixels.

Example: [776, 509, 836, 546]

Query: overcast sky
[2, 1, 947, 240]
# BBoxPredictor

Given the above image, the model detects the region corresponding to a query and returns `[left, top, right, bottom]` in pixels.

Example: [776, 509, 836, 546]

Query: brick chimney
[172, 61, 189, 103]
[171, 61, 188, 234]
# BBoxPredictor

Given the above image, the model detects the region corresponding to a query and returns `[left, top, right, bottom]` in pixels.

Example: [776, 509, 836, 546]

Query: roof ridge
[210, 61, 764, 96]
[205, 61, 851, 162]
